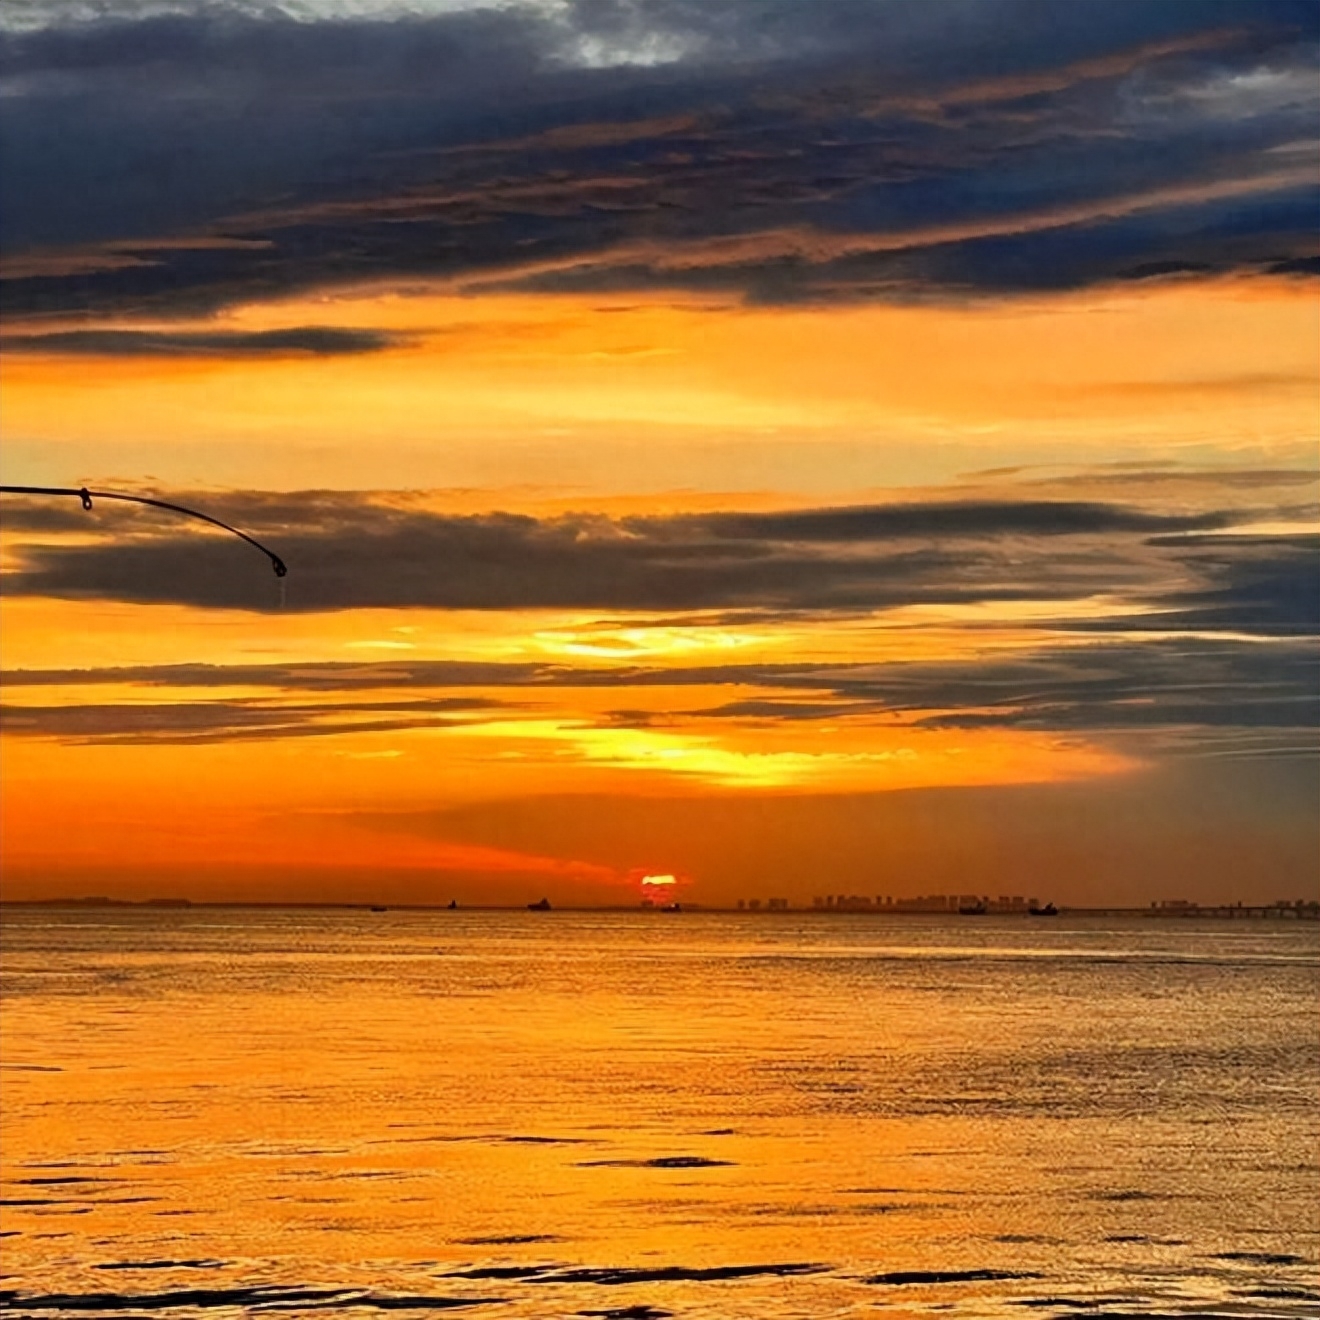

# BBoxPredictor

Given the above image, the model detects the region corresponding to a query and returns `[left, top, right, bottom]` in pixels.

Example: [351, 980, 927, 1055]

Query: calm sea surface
[1, 907, 1317, 1319]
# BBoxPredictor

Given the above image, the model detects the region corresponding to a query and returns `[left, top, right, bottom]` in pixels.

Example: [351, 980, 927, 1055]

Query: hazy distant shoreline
[3, 898, 1316, 920]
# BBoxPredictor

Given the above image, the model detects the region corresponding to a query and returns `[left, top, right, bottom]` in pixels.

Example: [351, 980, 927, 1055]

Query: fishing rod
[0, 485, 287, 577]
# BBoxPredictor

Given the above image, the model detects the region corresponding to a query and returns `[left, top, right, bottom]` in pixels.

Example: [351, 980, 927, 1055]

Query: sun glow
[634, 870, 685, 905]
[532, 624, 769, 660]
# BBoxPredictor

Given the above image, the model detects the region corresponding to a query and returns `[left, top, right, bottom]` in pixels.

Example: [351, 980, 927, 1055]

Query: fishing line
[0, 485, 287, 578]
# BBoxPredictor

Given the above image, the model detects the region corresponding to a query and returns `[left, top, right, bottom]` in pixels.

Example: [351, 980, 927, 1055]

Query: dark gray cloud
[0, 326, 406, 356]
[0, 492, 1252, 613]
[1085, 535, 1320, 637]
[666, 503, 1234, 541]
[2, 0, 1315, 316]
[867, 638, 1320, 733]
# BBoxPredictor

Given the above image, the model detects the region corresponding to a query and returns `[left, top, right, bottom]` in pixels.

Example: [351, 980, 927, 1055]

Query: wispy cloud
[0, 326, 407, 356]
[0, 694, 507, 745]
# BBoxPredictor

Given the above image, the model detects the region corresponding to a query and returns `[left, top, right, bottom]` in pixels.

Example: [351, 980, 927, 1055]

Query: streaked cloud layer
[3, 635, 1317, 747]
[4, 478, 1315, 760]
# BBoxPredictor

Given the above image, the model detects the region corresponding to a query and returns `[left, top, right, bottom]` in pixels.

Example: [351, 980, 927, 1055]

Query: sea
[1, 906, 1317, 1319]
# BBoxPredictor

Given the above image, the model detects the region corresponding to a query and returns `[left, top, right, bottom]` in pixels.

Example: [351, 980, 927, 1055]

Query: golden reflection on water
[2, 909, 1317, 1318]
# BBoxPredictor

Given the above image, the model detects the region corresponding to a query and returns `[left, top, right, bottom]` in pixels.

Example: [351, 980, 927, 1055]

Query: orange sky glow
[2, 5, 1317, 908]
[3, 273, 1316, 907]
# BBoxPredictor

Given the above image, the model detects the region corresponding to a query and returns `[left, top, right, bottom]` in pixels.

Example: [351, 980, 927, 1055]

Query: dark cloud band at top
[1, 0, 1316, 316]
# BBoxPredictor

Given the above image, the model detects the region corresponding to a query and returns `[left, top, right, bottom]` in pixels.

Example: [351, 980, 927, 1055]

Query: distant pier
[727, 894, 1320, 920]
[1144, 899, 1319, 921]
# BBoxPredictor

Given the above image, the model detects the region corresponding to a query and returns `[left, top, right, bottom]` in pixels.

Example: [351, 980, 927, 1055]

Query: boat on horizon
[1028, 902, 1059, 916]
[527, 897, 552, 911]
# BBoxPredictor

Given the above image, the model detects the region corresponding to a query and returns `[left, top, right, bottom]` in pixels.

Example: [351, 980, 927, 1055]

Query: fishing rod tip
[272, 557, 288, 578]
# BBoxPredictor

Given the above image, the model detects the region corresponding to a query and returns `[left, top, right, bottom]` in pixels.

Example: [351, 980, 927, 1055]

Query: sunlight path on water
[1, 909, 1317, 1318]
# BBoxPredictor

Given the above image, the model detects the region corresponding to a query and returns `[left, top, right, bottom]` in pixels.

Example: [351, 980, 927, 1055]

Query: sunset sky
[1, 0, 1316, 907]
